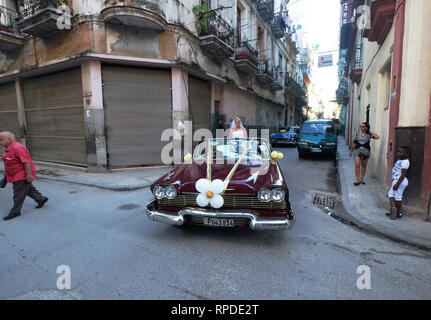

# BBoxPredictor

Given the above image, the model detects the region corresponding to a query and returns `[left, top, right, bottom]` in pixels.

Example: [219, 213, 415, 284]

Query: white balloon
[196, 178, 211, 193]
[210, 179, 225, 194]
[210, 194, 224, 209]
[196, 193, 210, 207]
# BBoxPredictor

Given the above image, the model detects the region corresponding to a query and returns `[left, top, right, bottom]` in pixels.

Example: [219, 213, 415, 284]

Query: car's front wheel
[298, 150, 305, 159]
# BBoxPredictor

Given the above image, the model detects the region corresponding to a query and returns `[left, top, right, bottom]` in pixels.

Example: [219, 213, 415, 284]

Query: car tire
[298, 151, 305, 159]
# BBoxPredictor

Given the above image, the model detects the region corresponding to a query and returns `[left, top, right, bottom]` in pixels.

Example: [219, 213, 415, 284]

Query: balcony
[101, 0, 166, 31]
[349, 44, 363, 84]
[198, 14, 235, 62]
[269, 67, 284, 91]
[271, 16, 285, 39]
[256, 59, 273, 86]
[0, 6, 25, 51]
[363, 0, 396, 45]
[342, 1, 356, 25]
[234, 42, 258, 74]
[340, 0, 356, 49]
[16, 0, 73, 38]
[285, 75, 304, 97]
[257, 0, 274, 22]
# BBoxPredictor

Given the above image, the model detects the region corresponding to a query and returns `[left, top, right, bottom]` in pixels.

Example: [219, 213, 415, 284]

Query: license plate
[311, 148, 322, 153]
[203, 217, 234, 227]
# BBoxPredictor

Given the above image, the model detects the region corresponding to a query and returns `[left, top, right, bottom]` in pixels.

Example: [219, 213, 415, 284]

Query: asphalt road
[0, 147, 430, 299]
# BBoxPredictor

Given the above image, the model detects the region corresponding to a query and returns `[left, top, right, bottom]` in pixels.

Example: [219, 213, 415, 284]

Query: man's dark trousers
[10, 180, 45, 214]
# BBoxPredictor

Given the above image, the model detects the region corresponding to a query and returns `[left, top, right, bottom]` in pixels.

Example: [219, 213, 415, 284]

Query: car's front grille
[158, 194, 286, 210]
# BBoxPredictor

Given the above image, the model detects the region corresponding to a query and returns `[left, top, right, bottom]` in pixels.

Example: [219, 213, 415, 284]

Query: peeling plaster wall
[72, 0, 104, 15]
[106, 24, 161, 58]
[34, 24, 92, 63]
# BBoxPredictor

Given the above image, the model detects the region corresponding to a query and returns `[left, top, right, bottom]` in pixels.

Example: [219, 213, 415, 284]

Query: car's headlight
[257, 188, 272, 202]
[298, 141, 308, 146]
[153, 185, 166, 199]
[271, 188, 285, 202]
[326, 142, 337, 146]
[164, 185, 177, 199]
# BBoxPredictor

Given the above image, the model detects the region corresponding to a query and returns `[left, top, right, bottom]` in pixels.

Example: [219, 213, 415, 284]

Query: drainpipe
[387, 0, 406, 186]
[425, 194, 431, 222]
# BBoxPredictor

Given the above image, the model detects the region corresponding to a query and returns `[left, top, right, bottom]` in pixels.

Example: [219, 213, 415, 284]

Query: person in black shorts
[349, 122, 380, 186]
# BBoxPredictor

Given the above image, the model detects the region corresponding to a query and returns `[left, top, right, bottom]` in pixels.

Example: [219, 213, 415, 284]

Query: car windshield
[301, 123, 335, 134]
[193, 138, 271, 162]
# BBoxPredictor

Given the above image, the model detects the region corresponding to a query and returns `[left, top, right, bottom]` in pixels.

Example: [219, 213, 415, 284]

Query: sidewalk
[337, 136, 431, 251]
[0, 161, 173, 191]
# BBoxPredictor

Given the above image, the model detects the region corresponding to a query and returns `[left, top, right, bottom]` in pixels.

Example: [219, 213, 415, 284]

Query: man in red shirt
[0, 131, 48, 221]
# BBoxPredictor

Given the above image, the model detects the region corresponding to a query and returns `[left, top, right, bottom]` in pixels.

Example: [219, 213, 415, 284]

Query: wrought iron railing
[199, 13, 235, 48]
[234, 41, 259, 64]
[18, 0, 68, 20]
[352, 44, 363, 69]
[271, 15, 285, 37]
[342, 2, 356, 24]
[257, 0, 274, 14]
[272, 66, 284, 87]
[0, 5, 18, 28]
[258, 58, 273, 77]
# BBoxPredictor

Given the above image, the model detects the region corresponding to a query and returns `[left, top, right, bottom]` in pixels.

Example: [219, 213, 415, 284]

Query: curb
[0, 169, 153, 191]
[335, 144, 431, 251]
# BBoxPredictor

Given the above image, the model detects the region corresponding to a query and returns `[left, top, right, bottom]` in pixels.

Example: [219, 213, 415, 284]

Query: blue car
[270, 126, 300, 147]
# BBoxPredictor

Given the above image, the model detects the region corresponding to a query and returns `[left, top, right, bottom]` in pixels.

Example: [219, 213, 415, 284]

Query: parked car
[297, 120, 337, 158]
[270, 126, 300, 147]
[146, 138, 295, 230]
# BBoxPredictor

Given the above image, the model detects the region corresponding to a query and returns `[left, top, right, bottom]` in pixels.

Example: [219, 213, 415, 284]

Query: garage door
[23, 68, 86, 166]
[102, 65, 172, 167]
[189, 76, 211, 134]
[0, 82, 21, 153]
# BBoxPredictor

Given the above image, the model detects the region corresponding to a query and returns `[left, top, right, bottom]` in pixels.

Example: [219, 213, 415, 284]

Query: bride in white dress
[228, 117, 248, 139]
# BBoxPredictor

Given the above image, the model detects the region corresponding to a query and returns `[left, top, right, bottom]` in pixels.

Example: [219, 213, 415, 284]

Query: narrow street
[1, 147, 430, 300]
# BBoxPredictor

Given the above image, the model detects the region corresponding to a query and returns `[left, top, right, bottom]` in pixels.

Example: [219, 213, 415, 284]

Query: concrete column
[15, 78, 27, 147]
[81, 60, 107, 172]
[171, 67, 190, 158]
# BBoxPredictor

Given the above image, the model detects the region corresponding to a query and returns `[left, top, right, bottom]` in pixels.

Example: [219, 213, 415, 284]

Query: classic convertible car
[145, 138, 295, 230]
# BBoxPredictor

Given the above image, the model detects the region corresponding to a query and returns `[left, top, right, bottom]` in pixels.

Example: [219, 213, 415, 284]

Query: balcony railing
[0, 5, 18, 29]
[270, 66, 284, 91]
[197, 13, 235, 61]
[235, 41, 258, 64]
[199, 14, 235, 48]
[18, 0, 67, 20]
[342, 2, 356, 25]
[257, 0, 274, 22]
[350, 44, 363, 84]
[352, 44, 363, 69]
[256, 58, 274, 86]
[271, 15, 285, 39]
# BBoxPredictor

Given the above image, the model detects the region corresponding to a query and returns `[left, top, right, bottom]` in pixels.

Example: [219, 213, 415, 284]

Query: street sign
[318, 54, 333, 67]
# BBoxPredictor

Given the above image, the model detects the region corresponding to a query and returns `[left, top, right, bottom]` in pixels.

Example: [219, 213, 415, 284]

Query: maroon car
[145, 138, 295, 230]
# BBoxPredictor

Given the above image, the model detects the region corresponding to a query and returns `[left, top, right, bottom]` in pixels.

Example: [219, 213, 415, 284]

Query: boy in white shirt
[386, 146, 410, 220]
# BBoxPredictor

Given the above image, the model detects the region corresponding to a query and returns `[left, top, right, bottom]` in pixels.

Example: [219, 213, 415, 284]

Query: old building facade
[339, 0, 431, 212]
[0, 0, 308, 170]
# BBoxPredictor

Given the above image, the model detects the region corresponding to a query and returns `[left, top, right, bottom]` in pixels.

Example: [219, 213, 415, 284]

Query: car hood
[153, 162, 286, 194]
[299, 133, 335, 145]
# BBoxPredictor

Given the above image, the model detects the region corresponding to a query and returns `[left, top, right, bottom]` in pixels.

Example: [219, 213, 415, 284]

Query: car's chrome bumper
[145, 201, 295, 231]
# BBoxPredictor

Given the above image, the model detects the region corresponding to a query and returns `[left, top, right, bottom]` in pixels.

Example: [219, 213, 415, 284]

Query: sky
[287, 0, 341, 117]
